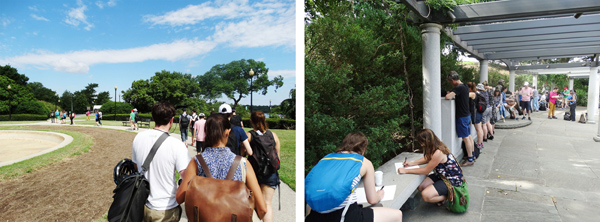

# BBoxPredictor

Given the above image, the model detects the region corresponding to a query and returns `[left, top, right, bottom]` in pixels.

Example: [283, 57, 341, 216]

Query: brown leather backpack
[185, 154, 255, 222]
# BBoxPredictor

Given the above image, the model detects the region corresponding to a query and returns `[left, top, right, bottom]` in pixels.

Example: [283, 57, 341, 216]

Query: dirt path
[0, 126, 135, 221]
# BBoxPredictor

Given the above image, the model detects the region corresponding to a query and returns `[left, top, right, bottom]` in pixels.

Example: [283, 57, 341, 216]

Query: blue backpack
[305, 153, 363, 213]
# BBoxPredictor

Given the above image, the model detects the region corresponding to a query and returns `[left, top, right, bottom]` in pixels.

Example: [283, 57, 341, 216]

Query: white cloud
[268, 69, 295, 79]
[31, 14, 50, 22]
[144, 0, 294, 48]
[65, 0, 94, 30]
[107, 0, 117, 7]
[95, 1, 104, 9]
[1, 16, 12, 27]
[29, 6, 40, 11]
[143, 1, 248, 26]
[0, 39, 217, 74]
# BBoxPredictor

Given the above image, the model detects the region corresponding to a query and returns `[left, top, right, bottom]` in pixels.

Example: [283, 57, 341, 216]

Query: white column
[587, 66, 599, 124]
[568, 78, 574, 90]
[479, 60, 488, 83]
[533, 74, 538, 89]
[509, 70, 516, 93]
[421, 23, 443, 137]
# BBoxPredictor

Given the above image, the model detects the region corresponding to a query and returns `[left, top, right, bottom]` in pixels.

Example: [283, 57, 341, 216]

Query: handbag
[108, 132, 170, 222]
[185, 154, 255, 222]
[440, 154, 469, 213]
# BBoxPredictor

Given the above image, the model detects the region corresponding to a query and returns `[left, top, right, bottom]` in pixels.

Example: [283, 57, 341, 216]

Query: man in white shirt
[132, 101, 190, 221]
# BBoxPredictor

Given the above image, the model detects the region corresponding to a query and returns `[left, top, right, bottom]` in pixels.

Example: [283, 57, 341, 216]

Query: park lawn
[0, 126, 94, 182]
[244, 127, 296, 191]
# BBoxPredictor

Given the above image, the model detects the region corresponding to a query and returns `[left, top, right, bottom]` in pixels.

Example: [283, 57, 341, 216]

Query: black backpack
[180, 114, 189, 129]
[108, 133, 169, 222]
[226, 127, 240, 155]
[248, 130, 280, 178]
[475, 92, 486, 113]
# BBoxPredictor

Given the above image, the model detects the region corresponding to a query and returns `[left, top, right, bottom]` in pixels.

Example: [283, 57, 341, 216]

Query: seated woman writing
[305, 132, 403, 222]
[397, 129, 465, 206]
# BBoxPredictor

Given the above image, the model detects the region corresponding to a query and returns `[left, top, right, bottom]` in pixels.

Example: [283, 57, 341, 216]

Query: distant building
[93, 105, 102, 112]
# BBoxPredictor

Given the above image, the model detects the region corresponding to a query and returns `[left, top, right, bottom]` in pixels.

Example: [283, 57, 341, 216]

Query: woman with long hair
[176, 113, 267, 219]
[398, 129, 465, 205]
[247, 111, 281, 222]
[494, 89, 505, 122]
[305, 132, 403, 222]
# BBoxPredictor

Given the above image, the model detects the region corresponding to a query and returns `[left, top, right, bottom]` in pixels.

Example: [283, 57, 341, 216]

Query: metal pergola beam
[454, 14, 600, 34]
[450, 0, 600, 24]
[484, 46, 600, 60]
[477, 42, 596, 53]
[458, 23, 600, 41]
[511, 62, 590, 70]
[467, 32, 600, 46]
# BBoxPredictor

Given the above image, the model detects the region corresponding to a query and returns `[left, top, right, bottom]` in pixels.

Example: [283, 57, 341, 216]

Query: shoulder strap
[196, 154, 213, 179]
[141, 132, 170, 173]
[226, 156, 242, 180]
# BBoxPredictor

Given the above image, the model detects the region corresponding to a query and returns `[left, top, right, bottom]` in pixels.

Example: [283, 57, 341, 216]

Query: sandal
[436, 200, 446, 206]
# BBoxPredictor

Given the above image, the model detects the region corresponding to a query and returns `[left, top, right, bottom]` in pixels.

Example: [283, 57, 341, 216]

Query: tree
[197, 59, 284, 109]
[96, 91, 111, 105]
[279, 88, 296, 119]
[0, 65, 29, 85]
[122, 70, 201, 113]
[28, 82, 58, 103]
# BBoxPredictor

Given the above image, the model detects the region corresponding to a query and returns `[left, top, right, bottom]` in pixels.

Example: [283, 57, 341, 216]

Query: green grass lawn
[0, 121, 297, 190]
[0, 126, 94, 182]
[0, 120, 48, 125]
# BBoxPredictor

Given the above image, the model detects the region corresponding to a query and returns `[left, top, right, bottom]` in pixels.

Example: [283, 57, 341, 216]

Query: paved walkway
[0, 120, 295, 222]
[403, 106, 600, 222]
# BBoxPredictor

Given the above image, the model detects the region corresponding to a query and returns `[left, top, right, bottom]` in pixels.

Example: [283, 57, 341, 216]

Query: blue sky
[0, 0, 296, 106]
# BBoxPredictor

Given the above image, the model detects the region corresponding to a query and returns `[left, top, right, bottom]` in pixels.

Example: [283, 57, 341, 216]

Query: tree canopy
[197, 59, 284, 109]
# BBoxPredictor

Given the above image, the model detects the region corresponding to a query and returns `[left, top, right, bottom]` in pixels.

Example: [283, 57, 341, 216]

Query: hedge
[242, 118, 295, 130]
[0, 114, 49, 121]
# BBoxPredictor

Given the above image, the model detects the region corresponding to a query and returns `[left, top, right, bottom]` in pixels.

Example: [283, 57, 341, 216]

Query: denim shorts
[456, 116, 471, 138]
[258, 172, 280, 189]
[474, 112, 483, 124]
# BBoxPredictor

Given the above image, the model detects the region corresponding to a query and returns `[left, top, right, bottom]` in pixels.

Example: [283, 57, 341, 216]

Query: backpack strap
[196, 154, 213, 179]
[141, 132, 170, 173]
[226, 156, 242, 180]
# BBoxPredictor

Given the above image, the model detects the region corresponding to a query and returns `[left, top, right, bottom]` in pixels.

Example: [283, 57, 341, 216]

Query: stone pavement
[1, 120, 295, 222]
[402, 106, 600, 222]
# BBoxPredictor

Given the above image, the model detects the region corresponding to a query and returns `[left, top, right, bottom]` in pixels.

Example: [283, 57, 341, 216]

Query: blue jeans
[532, 96, 540, 111]
[180, 128, 188, 142]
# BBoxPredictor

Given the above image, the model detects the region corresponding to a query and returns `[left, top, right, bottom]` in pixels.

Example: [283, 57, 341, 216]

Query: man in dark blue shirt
[218, 104, 253, 156]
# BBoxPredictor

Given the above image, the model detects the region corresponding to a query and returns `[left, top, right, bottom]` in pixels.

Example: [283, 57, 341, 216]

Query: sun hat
[524, 82, 529, 86]
[476, 83, 485, 91]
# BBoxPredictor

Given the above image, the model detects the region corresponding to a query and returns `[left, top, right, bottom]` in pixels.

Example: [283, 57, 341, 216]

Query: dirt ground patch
[0, 126, 135, 221]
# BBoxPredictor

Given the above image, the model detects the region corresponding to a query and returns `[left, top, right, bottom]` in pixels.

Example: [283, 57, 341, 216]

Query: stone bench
[358, 152, 426, 210]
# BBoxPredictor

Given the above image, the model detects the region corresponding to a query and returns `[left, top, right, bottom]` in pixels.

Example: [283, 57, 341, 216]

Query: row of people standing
[50, 110, 75, 125]
[131, 102, 282, 222]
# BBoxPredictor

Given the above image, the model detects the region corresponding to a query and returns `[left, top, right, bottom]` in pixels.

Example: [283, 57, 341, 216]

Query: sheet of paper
[355, 185, 396, 204]
[395, 162, 419, 174]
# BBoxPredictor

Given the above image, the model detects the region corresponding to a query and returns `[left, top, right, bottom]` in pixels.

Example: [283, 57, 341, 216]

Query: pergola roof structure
[398, 0, 600, 140]
[399, 0, 600, 73]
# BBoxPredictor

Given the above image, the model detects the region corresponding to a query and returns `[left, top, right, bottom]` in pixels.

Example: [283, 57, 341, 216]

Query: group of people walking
[50, 110, 75, 125]
[130, 102, 282, 222]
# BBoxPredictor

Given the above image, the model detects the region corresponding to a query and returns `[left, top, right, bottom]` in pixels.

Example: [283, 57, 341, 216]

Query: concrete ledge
[359, 152, 426, 209]
[495, 119, 532, 129]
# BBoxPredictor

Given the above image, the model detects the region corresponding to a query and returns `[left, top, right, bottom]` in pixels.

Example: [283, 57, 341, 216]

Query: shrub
[14, 100, 51, 116]
[100, 101, 134, 115]
[0, 114, 48, 121]
[100, 113, 152, 121]
[242, 118, 295, 130]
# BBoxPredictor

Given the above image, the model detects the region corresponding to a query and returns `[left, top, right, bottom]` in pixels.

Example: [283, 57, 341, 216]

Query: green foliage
[28, 82, 58, 103]
[305, 0, 481, 173]
[196, 59, 284, 109]
[0, 75, 39, 115]
[0, 114, 48, 121]
[14, 100, 51, 116]
[39, 100, 61, 114]
[242, 118, 296, 130]
[100, 101, 134, 115]
[0, 65, 29, 85]
[122, 70, 201, 113]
